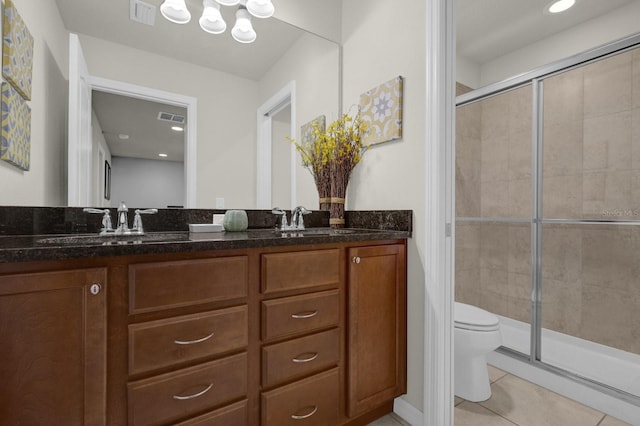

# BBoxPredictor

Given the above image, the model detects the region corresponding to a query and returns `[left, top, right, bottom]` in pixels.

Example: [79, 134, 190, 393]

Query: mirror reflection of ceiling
[457, 0, 640, 88]
[92, 91, 186, 162]
[54, 0, 304, 80]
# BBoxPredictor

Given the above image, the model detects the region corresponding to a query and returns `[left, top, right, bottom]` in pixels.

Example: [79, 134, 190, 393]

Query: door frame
[256, 81, 297, 209]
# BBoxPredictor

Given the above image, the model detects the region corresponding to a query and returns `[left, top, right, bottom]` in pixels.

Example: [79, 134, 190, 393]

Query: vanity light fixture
[171, 126, 184, 132]
[159, 0, 274, 43]
[199, 0, 226, 34]
[545, 0, 576, 14]
[231, 7, 257, 43]
[159, 0, 191, 24]
[158, 153, 168, 157]
[246, 0, 274, 18]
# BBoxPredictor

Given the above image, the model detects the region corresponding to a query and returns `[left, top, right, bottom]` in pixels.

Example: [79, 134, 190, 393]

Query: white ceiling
[55, 0, 304, 80]
[92, 91, 187, 161]
[457, 0, 639, 64]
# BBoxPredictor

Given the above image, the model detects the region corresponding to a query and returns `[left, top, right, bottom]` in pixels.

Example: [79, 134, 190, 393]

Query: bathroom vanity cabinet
[0, 268, 107, 425]
[0, 239, 406, 425]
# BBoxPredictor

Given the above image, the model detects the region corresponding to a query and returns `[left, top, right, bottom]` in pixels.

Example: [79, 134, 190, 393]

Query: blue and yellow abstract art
[359, 76, 403, 145]
[2, 0, 33, 100]
[1, 82, 31, 170]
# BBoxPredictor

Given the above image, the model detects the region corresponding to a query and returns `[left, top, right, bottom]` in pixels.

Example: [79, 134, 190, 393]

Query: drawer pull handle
[291, 310, 318, 319]
[172, 383, 213, 400]
[291, 405, 318, 420]
[292, 352, 319, 363]
[174, 332, 215, 346]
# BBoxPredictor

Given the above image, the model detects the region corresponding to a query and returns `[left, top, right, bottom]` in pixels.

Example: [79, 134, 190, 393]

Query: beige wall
[258, 32, 341, 210]
[0, 0, 68, 206]
[341, 0, 427, 410]
[456, 46, 640, 355]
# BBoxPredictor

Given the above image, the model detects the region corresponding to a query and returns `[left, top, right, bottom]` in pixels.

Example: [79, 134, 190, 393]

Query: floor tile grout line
[594, 413, 606, 426]
[474, 401, 521, 426]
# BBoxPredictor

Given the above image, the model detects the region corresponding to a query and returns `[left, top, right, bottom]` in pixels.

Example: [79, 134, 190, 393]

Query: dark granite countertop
[0, 228, 410, 263]
[0, 208, 412, 263]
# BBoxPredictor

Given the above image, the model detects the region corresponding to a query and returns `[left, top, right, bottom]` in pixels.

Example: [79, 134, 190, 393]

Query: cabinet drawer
[261, 249, 340, 294]
[129, 305, 248, 375]
[129, 256, 248, 314]
[174, 399, 248, 426]
[128, 353, 247, 426]
[262, 289, 339, 341]
[262, 328, 340, 388]
[261, 368, 339, 426]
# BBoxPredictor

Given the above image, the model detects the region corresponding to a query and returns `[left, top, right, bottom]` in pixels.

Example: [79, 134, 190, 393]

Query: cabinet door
[347, 244, 407, 417]
[0, 268, 107, 425]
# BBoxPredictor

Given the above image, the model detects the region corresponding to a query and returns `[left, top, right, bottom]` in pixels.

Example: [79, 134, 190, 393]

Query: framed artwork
[1, 82, 31, 170]
[359, 76, 403, 145]
[301, 115, 326, 145]
[2, 0, 34, 100]
[104, 160, 111, 200]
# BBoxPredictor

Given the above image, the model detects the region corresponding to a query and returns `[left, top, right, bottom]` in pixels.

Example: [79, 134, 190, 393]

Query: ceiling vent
[130, 0, 156, 26]
[157, 111, 186, 124]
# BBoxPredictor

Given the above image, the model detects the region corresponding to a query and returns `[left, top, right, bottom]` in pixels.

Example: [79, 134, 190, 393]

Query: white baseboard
[394, 397, 424, 426]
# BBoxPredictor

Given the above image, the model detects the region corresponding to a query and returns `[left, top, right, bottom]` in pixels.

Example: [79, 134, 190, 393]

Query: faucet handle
[83, 208, 113, 235]
[132, 209, 158, 234]
[271, 207, 288, 230]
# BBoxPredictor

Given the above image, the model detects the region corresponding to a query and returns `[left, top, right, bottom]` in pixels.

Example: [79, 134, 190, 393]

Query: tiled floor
[454, 366, 632, 426]
[368, 366, 632, 426]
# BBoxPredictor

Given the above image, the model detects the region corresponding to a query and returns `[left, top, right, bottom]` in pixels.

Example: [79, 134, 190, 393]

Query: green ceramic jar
[223, 209, 248, 232]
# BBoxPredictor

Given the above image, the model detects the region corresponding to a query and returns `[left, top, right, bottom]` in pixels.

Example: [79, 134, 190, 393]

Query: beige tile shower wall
[544, 48, 640, 221]
[455, 84, 532, 322]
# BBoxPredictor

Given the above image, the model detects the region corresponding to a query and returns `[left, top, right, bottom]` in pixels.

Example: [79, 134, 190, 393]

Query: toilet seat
[454, 302, 499, 332]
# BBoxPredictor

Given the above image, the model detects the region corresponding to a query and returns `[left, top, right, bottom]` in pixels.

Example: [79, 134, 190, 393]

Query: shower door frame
[455, 32, 640, 406]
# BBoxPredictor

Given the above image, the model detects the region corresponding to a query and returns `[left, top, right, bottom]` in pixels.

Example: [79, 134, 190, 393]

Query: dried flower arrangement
[291, 107, 369, 227]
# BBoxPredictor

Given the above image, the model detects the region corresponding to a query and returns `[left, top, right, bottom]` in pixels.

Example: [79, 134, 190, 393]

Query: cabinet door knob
[352, 256, 361, 264]
[89, 283, 102, 295]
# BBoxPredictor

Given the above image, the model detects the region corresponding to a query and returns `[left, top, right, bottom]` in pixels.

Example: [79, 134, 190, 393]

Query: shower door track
[455, 31, 640, 407]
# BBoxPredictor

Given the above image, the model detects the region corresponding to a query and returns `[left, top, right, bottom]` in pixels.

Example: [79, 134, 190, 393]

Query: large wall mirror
[0, 0, 340, 210]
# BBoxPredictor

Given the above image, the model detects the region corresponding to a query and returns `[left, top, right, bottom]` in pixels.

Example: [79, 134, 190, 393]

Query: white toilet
[454, 302, 502, 402]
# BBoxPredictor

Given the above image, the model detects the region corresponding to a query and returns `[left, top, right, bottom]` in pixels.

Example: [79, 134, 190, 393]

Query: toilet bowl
[454, 302, 502, 402]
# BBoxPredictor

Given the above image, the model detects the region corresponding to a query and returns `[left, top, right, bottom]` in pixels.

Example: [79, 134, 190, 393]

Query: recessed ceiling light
[545, 0, 576, 14]
[158, 153, 168, 157]
[118, 133, 130, 140]
[171, 126, 184, 132]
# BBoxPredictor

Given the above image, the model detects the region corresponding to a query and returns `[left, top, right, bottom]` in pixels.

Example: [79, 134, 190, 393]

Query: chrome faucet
[132, 209, 158, 234]
[291, 206, 311, 229]
[116, 201, 129, 234]
[84, 203, 157, 235]
[83, 208, 113, 235]
[272, 207, 289, 231]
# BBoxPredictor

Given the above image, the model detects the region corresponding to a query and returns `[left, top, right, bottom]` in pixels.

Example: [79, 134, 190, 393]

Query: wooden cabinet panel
[129, 305, 248, 375]
[261, 368, 339, 426]
[128, 352, 247, 426]
[0, 268, 106, 426]
[261, 249, 340, 294]
[262, 328, 340, 388]
[262, 289, 339, 341]
[347, 244, 407, 417]
[173, 399, 248, 426]
[129, 256, 248, 314]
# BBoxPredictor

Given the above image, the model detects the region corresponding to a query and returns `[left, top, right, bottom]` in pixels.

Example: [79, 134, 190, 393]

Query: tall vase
[329, 178, 347, 228]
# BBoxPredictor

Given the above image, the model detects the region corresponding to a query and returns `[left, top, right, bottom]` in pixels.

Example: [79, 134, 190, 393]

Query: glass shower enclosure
[455, 35, 640, 403]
